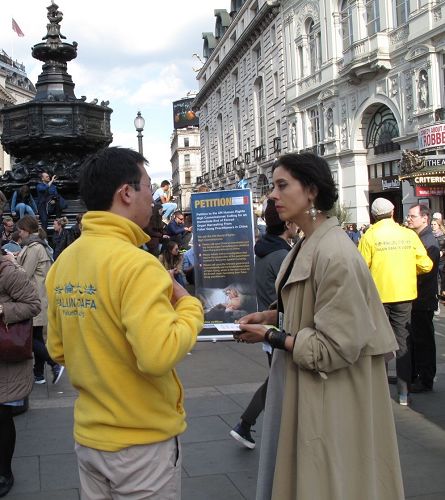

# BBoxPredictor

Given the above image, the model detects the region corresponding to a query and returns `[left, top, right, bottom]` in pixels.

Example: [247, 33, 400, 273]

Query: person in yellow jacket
[359, 197, 432, 406]
[46, 147, 204, 499]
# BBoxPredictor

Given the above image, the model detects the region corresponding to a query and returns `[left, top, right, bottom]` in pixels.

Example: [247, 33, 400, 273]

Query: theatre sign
[418, 123, 445, 150]
[399, 152, 445, 197]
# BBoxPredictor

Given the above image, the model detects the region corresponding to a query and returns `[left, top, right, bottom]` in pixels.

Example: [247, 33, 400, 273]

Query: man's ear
[116, 184, 133, 206]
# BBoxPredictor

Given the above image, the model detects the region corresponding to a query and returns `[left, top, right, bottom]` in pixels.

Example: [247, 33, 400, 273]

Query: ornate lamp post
[134, 111, 145, 155]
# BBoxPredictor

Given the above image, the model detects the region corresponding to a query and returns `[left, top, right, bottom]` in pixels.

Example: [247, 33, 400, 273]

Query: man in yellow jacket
[46, 147, 204, 499]
[358, 197, 432, 406]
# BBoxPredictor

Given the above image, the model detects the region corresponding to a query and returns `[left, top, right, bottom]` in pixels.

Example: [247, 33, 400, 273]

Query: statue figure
[418, 70, 429, 109]
[326, 108, 334, 138]
[290, 122, 297, 150]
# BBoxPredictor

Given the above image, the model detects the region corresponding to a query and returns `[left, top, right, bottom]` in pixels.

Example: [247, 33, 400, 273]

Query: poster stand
[191, 189, 257, 341]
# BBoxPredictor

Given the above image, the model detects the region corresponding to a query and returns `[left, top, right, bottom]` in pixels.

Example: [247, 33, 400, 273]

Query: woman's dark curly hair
[273, 153, 338, 211]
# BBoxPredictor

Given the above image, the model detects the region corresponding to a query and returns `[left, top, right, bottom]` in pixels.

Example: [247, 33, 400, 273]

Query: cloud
[128, 64, 186, 106]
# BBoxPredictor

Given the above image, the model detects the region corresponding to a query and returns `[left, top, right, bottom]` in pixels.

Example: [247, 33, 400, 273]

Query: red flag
[12, 18, 24, 37]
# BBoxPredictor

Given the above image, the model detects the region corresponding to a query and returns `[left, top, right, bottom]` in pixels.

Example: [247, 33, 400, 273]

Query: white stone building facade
[194, 0, 445, 223]
[193, 0, 285, 202]
[170, 127, 201, 211]
[282, 0, 445, 224]
[0, 51, 36, 173]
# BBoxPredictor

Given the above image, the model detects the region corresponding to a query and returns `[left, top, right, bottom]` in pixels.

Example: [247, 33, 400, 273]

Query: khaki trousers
[75, 437, 181, 500]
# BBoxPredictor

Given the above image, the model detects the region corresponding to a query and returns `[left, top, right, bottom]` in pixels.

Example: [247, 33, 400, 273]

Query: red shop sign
[415, 186, 445, 196]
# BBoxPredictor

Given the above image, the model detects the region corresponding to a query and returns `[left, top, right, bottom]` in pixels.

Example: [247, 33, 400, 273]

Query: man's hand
[169, 270, 189, 305]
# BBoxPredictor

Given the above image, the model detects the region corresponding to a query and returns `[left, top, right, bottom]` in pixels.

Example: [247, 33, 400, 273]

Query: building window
[204, 126, 210, 172]
[253, 43, 261, 65]
[297, 45, 304, 78]
[366, 106, 401, 155]
[309, 107, 320, 148]
[184, 137, 189, 147]
[270, 24, 276, 45]
[254, 77, 266, 148]
[440, 53, 445, 108]
[307, 19, 321, 73]
[394, 0, 410, 26]
[217, 114, 224, 166]
[366, 0, 380, 36]
[185, 171, 191, 184]
[341, 0, 353, 50]
[285, 22, 295, 84]
[184, 154, 190, 166]
[233, 98, 242, 157]
[273, 71, 279, 98]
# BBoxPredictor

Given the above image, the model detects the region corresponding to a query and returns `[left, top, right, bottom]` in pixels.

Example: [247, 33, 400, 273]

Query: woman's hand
[234, 323, 268, 344]
[237, 310, 277, 326]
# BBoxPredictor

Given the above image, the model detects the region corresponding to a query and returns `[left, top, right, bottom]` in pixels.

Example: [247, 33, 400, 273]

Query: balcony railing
[203, 172, 210, 182]
[217, 165, 224, 176]
[273, 137, 281, 153]
[374, 142, 400, 156]
[253, 145, 266, 161]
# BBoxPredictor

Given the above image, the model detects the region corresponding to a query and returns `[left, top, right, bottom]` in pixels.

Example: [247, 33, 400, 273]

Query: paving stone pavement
[7, 315, 445, 499]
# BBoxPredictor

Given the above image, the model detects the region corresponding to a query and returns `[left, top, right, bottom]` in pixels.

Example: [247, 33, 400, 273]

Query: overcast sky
[1, 0, 225, 183]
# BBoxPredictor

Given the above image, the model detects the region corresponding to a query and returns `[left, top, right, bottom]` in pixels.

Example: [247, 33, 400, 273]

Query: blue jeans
[14, 203, 35, 219]
[162, 202, 177, 220]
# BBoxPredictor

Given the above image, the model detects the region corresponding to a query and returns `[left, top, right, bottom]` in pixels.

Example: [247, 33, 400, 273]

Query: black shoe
[230, 422, 256, 449]
[410, 381, 433, 393]
[52, 365, 65, 384]
[387, 375, 397, 385]
[0, 474, 14, 497]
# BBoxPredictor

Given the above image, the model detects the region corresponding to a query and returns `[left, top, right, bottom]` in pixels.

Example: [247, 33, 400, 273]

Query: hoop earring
[305, 205, 322, 222]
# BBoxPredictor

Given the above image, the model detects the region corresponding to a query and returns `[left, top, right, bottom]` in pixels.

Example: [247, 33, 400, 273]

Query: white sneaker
[434, 305, 440, 316]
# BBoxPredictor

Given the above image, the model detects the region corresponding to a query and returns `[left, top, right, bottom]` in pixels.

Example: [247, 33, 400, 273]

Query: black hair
[266, 222, 287, 236]
[79, 147, 147, 211]
[273, 153, 338, 211]
[160, 180, 171, 187]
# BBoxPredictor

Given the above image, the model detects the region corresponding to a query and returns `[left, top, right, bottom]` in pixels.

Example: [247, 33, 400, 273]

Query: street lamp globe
[134, 111, 145, 132]
[134, 111, 145, 155]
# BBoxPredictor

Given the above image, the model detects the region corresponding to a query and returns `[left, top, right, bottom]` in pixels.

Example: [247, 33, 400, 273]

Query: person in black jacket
[52, 217, 73, 261]
[407, 204, 440, 392]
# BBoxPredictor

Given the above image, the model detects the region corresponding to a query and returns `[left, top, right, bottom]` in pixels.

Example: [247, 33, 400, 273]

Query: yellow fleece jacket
[358, 218, 432, 303]
[46, 211, 204, 451]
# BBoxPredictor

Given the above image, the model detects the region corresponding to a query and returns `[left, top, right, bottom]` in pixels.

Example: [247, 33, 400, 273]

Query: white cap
[433, 212, 442, 220]
[371, 198, 394, 217]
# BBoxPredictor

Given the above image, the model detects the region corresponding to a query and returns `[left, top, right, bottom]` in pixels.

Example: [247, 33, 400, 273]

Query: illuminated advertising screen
[173, 98, 199, 129]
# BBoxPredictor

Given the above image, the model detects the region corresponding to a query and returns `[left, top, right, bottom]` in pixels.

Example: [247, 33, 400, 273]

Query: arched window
[366, 106, 400, 155]
[257, 174, 269, 199]
[217, 114, 224, 166]
[307, 18, 321, 73]
[340, 0, 353, 50]
[254, 77, 266, 148]
[233, 98, 242, 157]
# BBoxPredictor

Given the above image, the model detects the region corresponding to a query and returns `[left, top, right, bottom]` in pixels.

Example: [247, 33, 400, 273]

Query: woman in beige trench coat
[236, 153, 404, 500]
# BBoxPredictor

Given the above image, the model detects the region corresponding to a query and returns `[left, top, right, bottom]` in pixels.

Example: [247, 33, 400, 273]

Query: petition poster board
[191, 189, 257, 340]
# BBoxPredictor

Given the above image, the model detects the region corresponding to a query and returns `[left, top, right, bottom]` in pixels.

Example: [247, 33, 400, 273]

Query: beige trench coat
[256, 217, 404, 500]
[17, 239, 51, 327]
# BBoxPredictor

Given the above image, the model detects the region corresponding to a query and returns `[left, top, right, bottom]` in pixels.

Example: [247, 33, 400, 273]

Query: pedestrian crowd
[0, 147, 441, 500]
